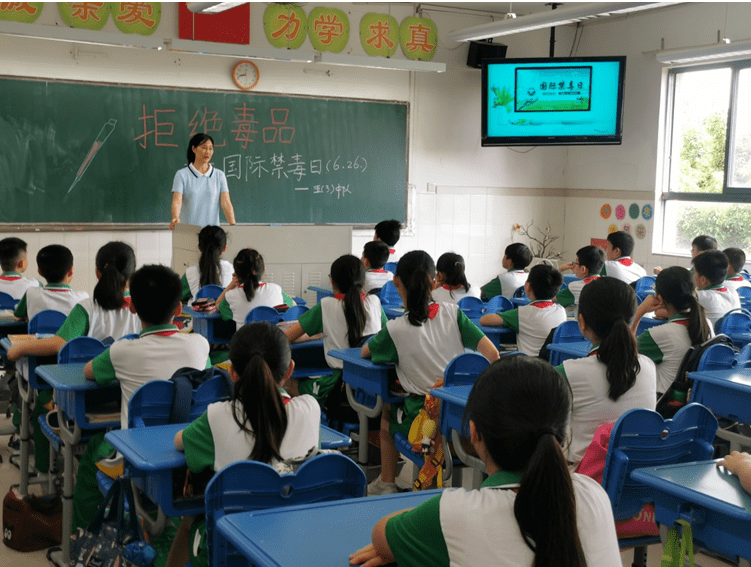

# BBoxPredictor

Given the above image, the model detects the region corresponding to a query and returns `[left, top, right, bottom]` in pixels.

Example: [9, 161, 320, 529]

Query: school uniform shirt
[14, 284, 89, 321]
[181, 394, 320, 474]
[363, 269, 393, 295]
[368, 302, 485, 395]
[431, 284, 482, 305]
[556, 275, 599, 316]
[0, 271, 40, 300]
[725, 275, 751, 293]
[697, 284, 741, 326]
[481, 270, 527, 299]
[56, 296, 141, 343]
[218, 283, 294, 328]
[558, 349, 656, 464]
[181, 260, 233, 303]
[600, 257, 646, 284]
[500, 301, 567, 357]
[384, 470, 620, 567]
[91, 324, 210, 430]
[172, 163, 229, 227]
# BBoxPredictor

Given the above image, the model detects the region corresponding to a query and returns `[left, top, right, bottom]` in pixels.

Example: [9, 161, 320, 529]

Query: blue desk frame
[307, 285, 334, 304]
[182, 306, 235, 346]
[690, 367, 751, 452]
[430, 384, 486, 474]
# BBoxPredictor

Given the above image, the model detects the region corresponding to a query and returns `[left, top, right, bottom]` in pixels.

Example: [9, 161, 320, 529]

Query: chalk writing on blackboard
[223, 154, 368, 181]
[67, 118, 117, 195]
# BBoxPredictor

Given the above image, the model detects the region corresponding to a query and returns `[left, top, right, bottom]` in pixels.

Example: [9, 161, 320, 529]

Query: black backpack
[168, 366, 232, 424]
[656, 334, 736, 419]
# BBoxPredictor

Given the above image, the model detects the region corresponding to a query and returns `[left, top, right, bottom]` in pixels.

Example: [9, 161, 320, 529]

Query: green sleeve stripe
[92, 349, 117, 386]
[56, 304, 89, 341]
[555, 363, 568, 381]
[298, 303, 323, 336]
[500, 308, 520, 332]
[380, 307, 388, 327]
[636, 330, 664, 364]
[182, 412, 216, 473]
[600, 265, 607, 276]
[368, 326, 399, 365]
[557, 287, 575, 307]
[181, 274, 191, 302]
[456, 309, 485, 349]
[282, 291, 294, 307]
[385, 494, 448, 567]
[480, 277, 502, 300]
[218, 298, 233, 322]
[13, 293, 27, 318]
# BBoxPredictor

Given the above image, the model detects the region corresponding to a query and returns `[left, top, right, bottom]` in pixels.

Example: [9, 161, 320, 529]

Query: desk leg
[451, 430, 487, 475]
[61, 429, 74, 565]
[345, 384, 383, 465]
[18, 395, 31, 496]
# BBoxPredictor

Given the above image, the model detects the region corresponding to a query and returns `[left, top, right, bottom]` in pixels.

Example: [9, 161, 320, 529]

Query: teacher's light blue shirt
[172, 163, 229, 226]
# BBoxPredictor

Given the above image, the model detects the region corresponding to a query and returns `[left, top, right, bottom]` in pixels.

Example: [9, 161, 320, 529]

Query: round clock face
[233, 61, 259, 90]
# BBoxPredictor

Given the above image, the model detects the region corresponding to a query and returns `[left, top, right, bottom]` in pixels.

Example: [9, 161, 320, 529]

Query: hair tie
[249, 351, 264, 359]
[533, 428, 556, 442]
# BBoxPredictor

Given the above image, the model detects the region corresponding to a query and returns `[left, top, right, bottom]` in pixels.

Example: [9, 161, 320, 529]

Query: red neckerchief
[583, 275, 600, 284]
[729, 276, 745, 281]
[370, 269, 389, 273]
[717, 287, 729, 293]
[334, 293, 367, 300]
[428, 303, 439, 319]
[121, 295, 131, 310]
[442, 284, 464, 291]
[0, 275, 20, 281]
[672, 319, 689, 327]
[154, 330, 179, 337]
[389, 248, 396, 255]
[530, 301, 554, 309]
[617, 257, 634, 267]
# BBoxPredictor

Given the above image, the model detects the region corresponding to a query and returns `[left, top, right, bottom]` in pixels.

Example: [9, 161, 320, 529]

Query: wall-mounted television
[482, 56, 626, 146]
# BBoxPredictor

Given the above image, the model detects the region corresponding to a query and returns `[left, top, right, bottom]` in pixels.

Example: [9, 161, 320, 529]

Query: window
[661, 61, 751, 254]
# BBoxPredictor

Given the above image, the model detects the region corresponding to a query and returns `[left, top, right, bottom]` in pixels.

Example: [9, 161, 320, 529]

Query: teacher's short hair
[187, 133, 214, 164]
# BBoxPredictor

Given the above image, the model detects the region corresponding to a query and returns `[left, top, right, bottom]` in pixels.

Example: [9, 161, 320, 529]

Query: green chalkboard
[0, 76, 408, 224]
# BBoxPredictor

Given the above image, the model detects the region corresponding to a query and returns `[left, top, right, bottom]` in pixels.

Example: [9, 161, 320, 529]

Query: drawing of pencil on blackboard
[66, 118, 117, 196]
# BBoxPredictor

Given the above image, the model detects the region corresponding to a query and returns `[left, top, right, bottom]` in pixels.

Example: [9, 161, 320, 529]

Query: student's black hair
[692, 249, 729, 286]
[36, 244, 74, 284]
[607, 231, 635, 257]
[692, 234, 718, 252]
[330, 255, 367, 347]
[362, 241, 390, 270]
[576, 245, 606, 277]
[197, 225, 227, 288]
[233, 249, 264, 302]
[654, 267, 710, 346]
[504, 242, 533, 270]
[526, 264, 563, 300]
[187, 133, 214, 164]
[724, 247, 746, 274]
[436, 252, 470, 296]
[129, 264, 182, 325]
[578, 277, 640, 401]
[462, 355, 588, 567]
[396, 250, 435, 326]
[93, 242, 136, 311]
[0, 237, 27, 272]
[374, 220, 401, 247]
[229, 321, 290, 464]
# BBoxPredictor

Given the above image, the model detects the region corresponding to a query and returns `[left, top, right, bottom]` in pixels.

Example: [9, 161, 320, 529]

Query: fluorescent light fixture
[317, 52, 446, 73]
[186, 2, 247, 14]
[448, 2, 672, 42]
[168, 37, 316, 63]
[656, 39, 751, 65]
[0, 20, 164, 49]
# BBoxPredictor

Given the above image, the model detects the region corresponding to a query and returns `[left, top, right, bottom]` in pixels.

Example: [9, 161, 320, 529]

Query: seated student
[0, 236, 39, 300]
[633, 267, 712, 396]
[350, 355, 621, 567]
[556, 245, 605, 316]
[361, 241, 393, 295]
[723, 247, 751, 292]
[720, 451, 751, 495]
[654, 234, 718, 275]
[557, 277, 656, 465]
[480, 243, 532, 300]
[182, 225, 233, 304]
[480, 264, 567, 357]
[693, 249, 741, 326]
[285, 254, 387, 405]
[217, 248, 294, 328]
[374, 219, 402, 261]
[431, 252, 481, 305]
[363, 251, 499, 495]
[170, 321, 320, 567]
[601, 230, 646, 284]
[14, 244, 89, 321]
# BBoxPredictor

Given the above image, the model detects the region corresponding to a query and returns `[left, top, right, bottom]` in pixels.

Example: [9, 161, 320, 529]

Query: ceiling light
[316, 52, 446, 73]
[0, 20, 164, 49]
[656, 39, 751, 65]
[168, 38, 316, 63]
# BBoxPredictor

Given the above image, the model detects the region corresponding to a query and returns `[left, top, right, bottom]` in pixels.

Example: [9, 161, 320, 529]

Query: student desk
[36, 363, 121, 567]
[430, 384, 487, 474]
[182, 305, 235, 345]
[690, 367, 751, 452]
[636, 316, 667, 335]
[547, 340, 592, 365]
[104, 422, 354, 517]
[290, 338, 333, 379]
[216, 490, 440, 567]
[631, 460, 751, 566]
[383, 306, 405, 320]
[329, 348, 399, 464]
[468, 319, 516, 348]
[307, 285, 334, 303]
[509, 297, 531, 307]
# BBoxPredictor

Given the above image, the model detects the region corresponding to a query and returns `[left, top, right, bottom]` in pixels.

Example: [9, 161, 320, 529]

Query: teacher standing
[169, 133, 236, 230]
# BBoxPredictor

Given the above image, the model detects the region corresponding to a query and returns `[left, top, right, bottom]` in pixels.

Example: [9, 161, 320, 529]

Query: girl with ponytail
[217, 248, 295, 328]
[285, 254, 387, 403]
[431, 252, 481, 304]
[559, 276, 656, 465]
[181, 225, 233, 304]
[633, 266, 712, 395]
[351, 356, 620, 567]
[362, 250, 499, 495]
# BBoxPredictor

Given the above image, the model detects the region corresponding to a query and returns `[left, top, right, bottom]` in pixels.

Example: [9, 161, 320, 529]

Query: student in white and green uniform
[181, 225, 233, 304]
[480, 242, 532, 300]
[693, 250, 741, 327]
[634, 266, 713, 395]
[431, 252, 481, 305]
[351, 356, 620, 567]
[362, 251, 499, 496]
[0, 236, 39, 300]
[556, 245, 605, 316]
[171, 322, 321, 567]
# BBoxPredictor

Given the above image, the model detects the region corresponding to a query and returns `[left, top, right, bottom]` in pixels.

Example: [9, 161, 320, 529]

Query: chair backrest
[551, 320, 584, 344]
[291, 296, 307, 306]
[57, 336, 107, 364]
[715, 310, 751, 336]
[196, 285, 224, 300]
[484, 295, 513, 314]
[634, 276, 656, 295]
[513, 286, 527, 299]
[28, 309, 67, 335]
[0, 291, 18, 310]
[205, 452, 366, 567]
[246, 305, 281, 324]
[602, 404, 717, 520]
[443, 352, 490, 387]
[118, 333, 139, 341]
[281, 305, 309, 321]
[456, 296, 484, 318]
[696, 343, 737, 372]
[735, 343, 751, 368]
[736, 287, 751, 302]
[384, 262, 397, 274]
[379, 281, 401, 306]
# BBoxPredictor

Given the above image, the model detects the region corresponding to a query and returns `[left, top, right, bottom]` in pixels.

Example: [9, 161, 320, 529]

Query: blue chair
[281, 305, 309, 321]
[563, 274, 581, 287]
[384, 262, 397, 274]
[735, 344, 751, 368]
[696, 342, 737, 372]
[634, 276, 656, 296]
[379, 281, 401, 306]
[195, 285, 224, 301]
[736, 286, 751, 308]
[245, 305, 281, 324]
[484, 295, 513, 314]
[714, 309, 751, 344]
[513, 286, 527, 299]
[443, 352, 490, 387]
[547, 320, 585, 366]
[0, 291, 19, 309]
[602, 404, 718, 567]
[292, 296, 307, 306]
[118, 333, 139, 341]
[28, 309, 67, 335]
[57, 336, 107, 364]
[457, 296, 485, 318]
[205, 453, 366, 567]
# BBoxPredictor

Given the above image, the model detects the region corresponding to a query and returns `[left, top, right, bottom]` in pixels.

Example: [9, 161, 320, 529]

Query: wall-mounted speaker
[466, 40, 508, 68]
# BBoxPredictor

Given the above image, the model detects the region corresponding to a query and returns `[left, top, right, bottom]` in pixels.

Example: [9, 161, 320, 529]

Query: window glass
[728, 67, 751, 188]
[662, 199, 751, 254]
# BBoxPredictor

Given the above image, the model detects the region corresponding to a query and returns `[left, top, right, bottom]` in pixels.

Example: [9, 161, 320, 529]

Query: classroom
[2, 2, 751, 566]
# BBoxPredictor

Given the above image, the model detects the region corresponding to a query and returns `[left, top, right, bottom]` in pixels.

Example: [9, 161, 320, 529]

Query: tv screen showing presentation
[482, 56, 626, 146]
